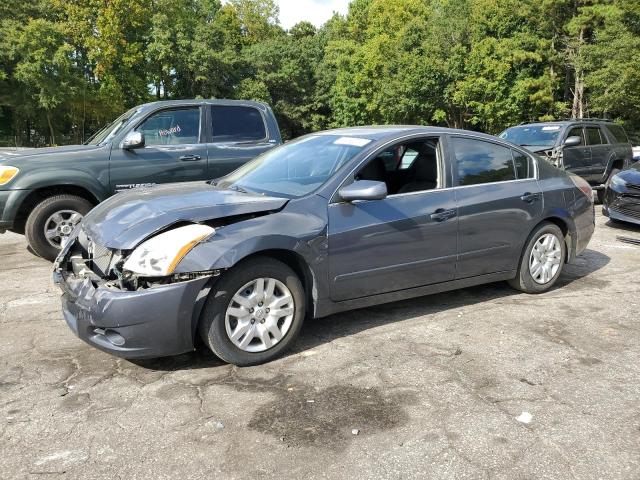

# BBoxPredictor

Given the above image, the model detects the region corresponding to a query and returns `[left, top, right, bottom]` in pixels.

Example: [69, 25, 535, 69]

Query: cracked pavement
[1, 211, 639, 479]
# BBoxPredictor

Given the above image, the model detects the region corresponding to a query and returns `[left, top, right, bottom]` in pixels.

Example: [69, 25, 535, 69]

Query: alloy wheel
[529, 233, 562, 284]
[43, 210, 83, 248]
[225, 277, 295, 353]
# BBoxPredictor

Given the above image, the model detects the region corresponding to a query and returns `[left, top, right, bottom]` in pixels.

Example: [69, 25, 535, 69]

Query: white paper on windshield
[334, 137, 372, 147]
[542, 126, 560, 131]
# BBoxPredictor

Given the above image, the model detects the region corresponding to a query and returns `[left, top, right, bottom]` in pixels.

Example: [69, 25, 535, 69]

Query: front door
[562, 127, 592, 179]
[206, 105, 278, 179]
[328, 137, 458, 302]
[450, 136, 543, 279]
[109, 106, 208, 192]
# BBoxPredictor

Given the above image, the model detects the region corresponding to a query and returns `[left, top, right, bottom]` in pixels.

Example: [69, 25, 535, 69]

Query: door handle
[430, 208, 456, 222]
[520, 192, 541, 203]
[179, 154, 201, 161]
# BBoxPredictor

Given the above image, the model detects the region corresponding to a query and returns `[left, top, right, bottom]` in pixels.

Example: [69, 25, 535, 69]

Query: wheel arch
[535, 216, 573, 263]
[228, 249, 318, 319]
[11, 185, 101, 234]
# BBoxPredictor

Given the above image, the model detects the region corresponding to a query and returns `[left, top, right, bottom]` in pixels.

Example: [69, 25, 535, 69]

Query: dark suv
[500, 119, 633, 202]
[0, 99, 282, 260]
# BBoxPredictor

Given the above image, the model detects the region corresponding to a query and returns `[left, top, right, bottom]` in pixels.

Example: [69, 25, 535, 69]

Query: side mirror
[338, 180, 387, 202]
[122, 131, 145, 150]
[564, 136, 582, 148]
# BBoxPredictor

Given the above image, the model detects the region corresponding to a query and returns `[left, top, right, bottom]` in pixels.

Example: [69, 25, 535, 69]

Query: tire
[508, 222, 566, 294]
[198, 256, 306, 366]
[24, 194, 93, 261]
[597, 168, 620, 204]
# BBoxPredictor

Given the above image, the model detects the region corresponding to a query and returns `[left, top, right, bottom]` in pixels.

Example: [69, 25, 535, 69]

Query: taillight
[568, 173, 593, 203]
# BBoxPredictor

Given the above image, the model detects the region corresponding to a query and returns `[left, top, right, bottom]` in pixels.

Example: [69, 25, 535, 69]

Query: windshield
[216, 135, 372, 198]
[85, 107, 139, 145]
[499, 125, 562, 148]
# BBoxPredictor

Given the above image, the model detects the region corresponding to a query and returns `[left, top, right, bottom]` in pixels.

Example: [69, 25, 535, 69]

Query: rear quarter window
[512, 151, 534, 179]
[605, 124, 629, 143]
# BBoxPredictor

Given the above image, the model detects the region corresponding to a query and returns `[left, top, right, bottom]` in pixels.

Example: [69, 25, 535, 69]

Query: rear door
[562, 126, 592, 179]
[449, 136, 543, 279]
[585, 126, 610, 183]
[206, 105, 277, 179]
[109, 106, 208, 192]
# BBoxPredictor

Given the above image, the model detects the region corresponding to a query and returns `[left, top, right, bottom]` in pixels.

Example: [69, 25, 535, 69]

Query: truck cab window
[136, 108, 200, 146]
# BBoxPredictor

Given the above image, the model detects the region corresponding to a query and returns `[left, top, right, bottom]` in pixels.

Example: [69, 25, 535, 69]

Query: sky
[276, 0, 350, 29]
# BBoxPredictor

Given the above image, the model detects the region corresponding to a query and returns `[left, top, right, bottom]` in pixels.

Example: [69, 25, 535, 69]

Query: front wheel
[508, 222, 566, 294]
[24, 194, 93, 261]
[198, 257, 306, 366]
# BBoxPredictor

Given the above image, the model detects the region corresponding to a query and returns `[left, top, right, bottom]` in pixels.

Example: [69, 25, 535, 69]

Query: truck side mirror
[122, 131, 145, 150]
[563, 136, 582, 148]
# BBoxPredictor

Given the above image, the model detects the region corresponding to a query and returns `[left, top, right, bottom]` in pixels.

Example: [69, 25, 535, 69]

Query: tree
[13, 19, 81, 144]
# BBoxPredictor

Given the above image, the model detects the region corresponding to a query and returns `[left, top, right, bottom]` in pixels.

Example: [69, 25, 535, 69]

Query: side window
[136, 108, 200, 146]
[211, 106, 266, 142]
[586, 127, 605, 145]
[452, 137, 516, 186]
[605, 124, 629, 143]
[566, 127, 585, 146]
[512, 151, 533, 179]
[355, 138, 441, 195]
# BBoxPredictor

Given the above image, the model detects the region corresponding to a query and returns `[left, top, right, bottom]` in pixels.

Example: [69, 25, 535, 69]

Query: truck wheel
[25, 194, 93, 261]
[198, 256, 306, 366]
[597, 168, 620, 204]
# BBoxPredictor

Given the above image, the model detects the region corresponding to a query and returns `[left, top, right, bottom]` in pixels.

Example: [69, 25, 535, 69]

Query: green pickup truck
[0, 99, 282, 260]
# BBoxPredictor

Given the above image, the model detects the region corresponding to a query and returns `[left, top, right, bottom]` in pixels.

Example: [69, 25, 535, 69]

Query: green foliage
[1, 0, 639, 146]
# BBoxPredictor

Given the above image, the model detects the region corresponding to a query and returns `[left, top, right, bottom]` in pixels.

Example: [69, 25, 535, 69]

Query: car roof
[137, 99, 271, 110]
[510, 120, 614, 128]
[314, 125, 502, 142]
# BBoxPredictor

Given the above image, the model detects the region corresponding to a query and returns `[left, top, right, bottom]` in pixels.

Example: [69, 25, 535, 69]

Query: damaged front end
[53, 224, 220, 358]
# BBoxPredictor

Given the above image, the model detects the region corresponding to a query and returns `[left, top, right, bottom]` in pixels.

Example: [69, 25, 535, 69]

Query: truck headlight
[0, 166, 19, 186]
[123, 224, 214, 276]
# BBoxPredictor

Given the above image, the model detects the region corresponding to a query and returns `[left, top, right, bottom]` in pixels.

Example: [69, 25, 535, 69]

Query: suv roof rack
[569, 118, 613, 122]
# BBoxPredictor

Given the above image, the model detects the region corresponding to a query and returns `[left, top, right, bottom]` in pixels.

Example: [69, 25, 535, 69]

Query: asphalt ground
[1, 211, 639, 479]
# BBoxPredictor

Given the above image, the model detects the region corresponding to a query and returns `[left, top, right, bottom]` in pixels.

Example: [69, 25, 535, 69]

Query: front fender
[174, 200, 330, 309]
[9, 170, 109, 202]
[176, 210, 327, 273]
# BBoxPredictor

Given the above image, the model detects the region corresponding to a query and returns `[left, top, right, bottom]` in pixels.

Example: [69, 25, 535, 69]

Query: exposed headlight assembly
[123, 224, 214, 276]
[0, 166, 19, 186]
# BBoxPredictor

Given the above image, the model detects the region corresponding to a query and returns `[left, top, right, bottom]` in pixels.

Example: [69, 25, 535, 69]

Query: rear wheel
[24, 194, 92, 261]
[597, 168, 620, 204]
[508, 222, 566, 294]
[198, 257, 305, 366]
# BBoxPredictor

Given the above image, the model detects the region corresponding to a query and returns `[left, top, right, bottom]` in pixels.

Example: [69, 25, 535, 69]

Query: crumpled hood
[82, 182, 289, 249]
[0, 144, 101, 163]
[521, 145, 553, 154]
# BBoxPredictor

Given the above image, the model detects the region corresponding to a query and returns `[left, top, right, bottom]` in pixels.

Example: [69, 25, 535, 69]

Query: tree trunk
[46, 112, 55, 146]
[571, 27, 585, 119]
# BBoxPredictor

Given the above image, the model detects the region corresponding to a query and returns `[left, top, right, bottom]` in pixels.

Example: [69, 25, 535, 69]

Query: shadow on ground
[134, 248, 610, 372]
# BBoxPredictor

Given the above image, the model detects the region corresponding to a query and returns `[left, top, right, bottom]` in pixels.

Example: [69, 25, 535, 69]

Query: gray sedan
[53, 126, 595, 365]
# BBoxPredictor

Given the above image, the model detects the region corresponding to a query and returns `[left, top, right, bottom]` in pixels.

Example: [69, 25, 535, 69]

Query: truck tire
[597, 168, 620, 204]
[25, 194, 93, 261]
